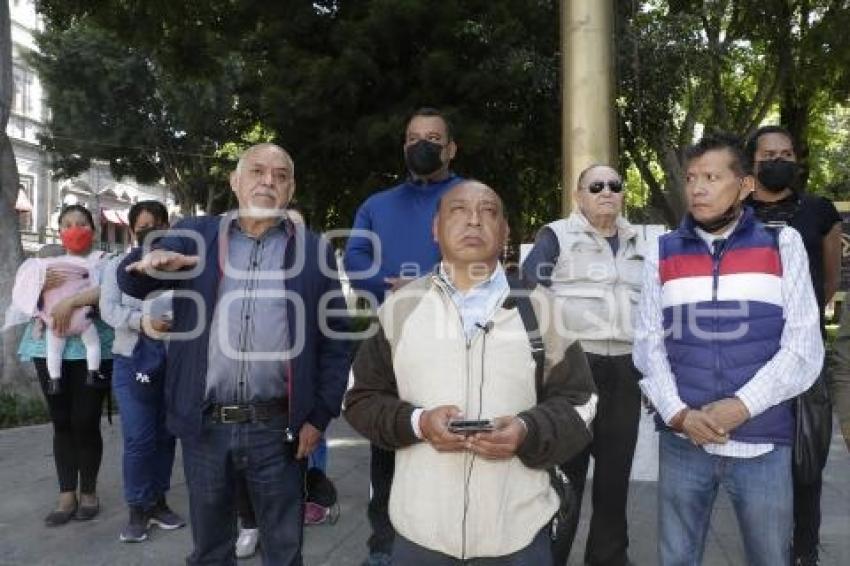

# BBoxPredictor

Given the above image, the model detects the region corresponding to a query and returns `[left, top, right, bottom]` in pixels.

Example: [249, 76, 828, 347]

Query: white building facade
[8, 0, 178, 254]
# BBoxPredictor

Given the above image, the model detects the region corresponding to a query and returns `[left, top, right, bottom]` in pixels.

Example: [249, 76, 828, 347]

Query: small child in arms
[12, 246, 102, 394]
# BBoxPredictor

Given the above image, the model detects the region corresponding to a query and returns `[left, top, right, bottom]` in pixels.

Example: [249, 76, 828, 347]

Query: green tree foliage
[33, 0, 850, 231]
[809, 104, 850, 200]
[29, 17, 246, 214]
[618, 0, 850, 224]
[245, 0, 561, 238]
[34, 0, 561, 242]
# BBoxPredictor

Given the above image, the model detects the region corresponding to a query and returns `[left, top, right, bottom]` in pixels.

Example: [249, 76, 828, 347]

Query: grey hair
[235, 143, 295, 177]
[576, 163, 619, 190]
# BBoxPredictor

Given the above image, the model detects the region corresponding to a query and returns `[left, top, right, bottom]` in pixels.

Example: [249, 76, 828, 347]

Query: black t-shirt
[746, 192, 841, 317]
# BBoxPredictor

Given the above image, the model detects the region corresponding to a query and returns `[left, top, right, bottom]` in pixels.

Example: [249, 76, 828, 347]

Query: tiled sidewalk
[1, 414, 848, 565]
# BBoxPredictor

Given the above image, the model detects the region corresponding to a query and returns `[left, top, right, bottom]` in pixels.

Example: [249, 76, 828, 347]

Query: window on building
[12, 66, 23, 114]
[17, 177, 34, 231]
[19, 176, 33, 201]
[12, 64, 34, 117]
[8, 115, 25, 139]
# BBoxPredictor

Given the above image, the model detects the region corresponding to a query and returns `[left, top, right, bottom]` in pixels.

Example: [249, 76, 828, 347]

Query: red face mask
[60, 225, 94, 254]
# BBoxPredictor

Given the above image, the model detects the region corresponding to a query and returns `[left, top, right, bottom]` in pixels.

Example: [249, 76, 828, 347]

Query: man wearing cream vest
[345, 180, 597, 564]
[523, 164, 643, 566]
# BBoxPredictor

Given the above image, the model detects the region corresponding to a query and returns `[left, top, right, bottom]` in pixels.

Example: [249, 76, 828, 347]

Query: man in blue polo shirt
[344, 107, 463, 565]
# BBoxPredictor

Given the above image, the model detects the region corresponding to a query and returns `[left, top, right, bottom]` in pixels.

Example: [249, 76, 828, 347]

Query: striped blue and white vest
[657, 206, 793, 445]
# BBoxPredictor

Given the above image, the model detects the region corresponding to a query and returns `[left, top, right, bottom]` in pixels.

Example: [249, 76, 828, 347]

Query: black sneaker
[119, 506, 149, 543]
[148, 497, 185, 530]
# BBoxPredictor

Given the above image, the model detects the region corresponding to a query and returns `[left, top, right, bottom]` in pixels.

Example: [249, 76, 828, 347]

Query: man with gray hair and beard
[119, 143, 350, 565]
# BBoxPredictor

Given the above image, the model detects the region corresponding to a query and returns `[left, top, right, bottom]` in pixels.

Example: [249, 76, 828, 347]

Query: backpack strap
[507, 276, 574, 543]
[506, 276, 545, 401]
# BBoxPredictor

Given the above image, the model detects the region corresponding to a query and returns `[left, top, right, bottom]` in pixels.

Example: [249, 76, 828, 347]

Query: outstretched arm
[118, 224, 198, 299]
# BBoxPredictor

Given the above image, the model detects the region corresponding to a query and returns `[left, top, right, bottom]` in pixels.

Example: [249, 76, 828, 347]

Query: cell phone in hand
[448, 419, 495, 434]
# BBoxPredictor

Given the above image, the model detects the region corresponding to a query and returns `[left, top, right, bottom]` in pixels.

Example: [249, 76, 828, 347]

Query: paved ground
[1, 412, 849, 566]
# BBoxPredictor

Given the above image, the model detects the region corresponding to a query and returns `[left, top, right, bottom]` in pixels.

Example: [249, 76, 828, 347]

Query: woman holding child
[14, 204, 115, 526]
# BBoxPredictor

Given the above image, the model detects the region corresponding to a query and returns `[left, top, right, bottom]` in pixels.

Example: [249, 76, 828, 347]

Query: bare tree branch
[620, 112, 678, 225]
[741, 68, 781, 137]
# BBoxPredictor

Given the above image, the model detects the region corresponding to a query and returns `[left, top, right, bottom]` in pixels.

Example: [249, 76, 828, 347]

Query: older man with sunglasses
[522, 164, 643, 566]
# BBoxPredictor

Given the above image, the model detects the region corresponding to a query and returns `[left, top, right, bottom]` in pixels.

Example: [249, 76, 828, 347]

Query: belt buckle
[219, 405, 243, 424]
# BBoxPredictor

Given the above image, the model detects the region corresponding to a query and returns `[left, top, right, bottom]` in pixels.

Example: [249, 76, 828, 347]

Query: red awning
[15, 189, 33, 212]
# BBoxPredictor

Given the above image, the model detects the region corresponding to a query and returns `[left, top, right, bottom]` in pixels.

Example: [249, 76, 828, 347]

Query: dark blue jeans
[113, 354, 175, 508]
[309, 436, 328, 472]
[182, 413, 305, 566]
[236, 435, 327, 529]
[658, 431, 793, 566]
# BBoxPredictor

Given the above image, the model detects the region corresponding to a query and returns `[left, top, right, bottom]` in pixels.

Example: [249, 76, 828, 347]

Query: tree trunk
[619, 113, 683, 226]
[781, 96, 811, 191]
[0, 2, 35, 395]
[659, 143, 687, 224]
[776, 1, 812, 192]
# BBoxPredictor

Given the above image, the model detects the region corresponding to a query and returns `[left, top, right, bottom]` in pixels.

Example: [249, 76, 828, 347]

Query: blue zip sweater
[343, 175, 462, 304]
[657, 207, 792, 444]
[117, 215, 351, 440]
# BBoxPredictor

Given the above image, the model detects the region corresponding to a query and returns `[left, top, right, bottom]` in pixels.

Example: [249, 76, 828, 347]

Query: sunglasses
[586, 180, 624, 194]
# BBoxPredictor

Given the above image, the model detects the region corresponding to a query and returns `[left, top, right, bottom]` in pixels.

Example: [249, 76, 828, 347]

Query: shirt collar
[694, 219, 738, 245]
[568, 210, 637, 239]
[406, 172, 458, 188]
[225, 210, 294, 238]
[437, 261, 506, 296]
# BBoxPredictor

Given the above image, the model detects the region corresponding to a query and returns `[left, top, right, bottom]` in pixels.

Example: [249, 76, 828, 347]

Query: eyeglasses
[586, 180, 624, 194]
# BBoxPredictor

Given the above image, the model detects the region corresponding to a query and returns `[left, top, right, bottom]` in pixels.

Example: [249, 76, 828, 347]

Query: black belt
[207, 399, 288, 424]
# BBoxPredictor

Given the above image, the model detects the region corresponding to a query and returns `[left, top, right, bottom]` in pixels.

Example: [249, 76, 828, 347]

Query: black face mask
[135, 226, 164, 248]
[405, 140, 445, 177]
[757, 159, 799, 192]
[693, 202, 741, 234]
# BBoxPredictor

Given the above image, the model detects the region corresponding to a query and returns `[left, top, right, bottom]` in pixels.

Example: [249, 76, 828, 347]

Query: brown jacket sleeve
[516, 340, 595, 469]
[829, 299, 850, 450]
[344, 323, 420, 450]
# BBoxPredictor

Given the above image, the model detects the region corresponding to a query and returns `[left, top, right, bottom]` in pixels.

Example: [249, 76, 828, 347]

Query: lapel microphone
[475, 321, 494, 334]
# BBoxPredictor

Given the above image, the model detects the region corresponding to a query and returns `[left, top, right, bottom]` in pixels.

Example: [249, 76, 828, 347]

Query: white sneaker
[235, 527, 259, 559]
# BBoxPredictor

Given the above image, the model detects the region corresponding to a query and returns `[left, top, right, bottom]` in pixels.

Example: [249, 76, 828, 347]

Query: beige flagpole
[561, 0, 617, 217]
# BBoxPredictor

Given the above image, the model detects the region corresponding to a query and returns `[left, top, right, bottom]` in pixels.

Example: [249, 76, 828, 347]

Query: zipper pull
[711, 238, 726, 259]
